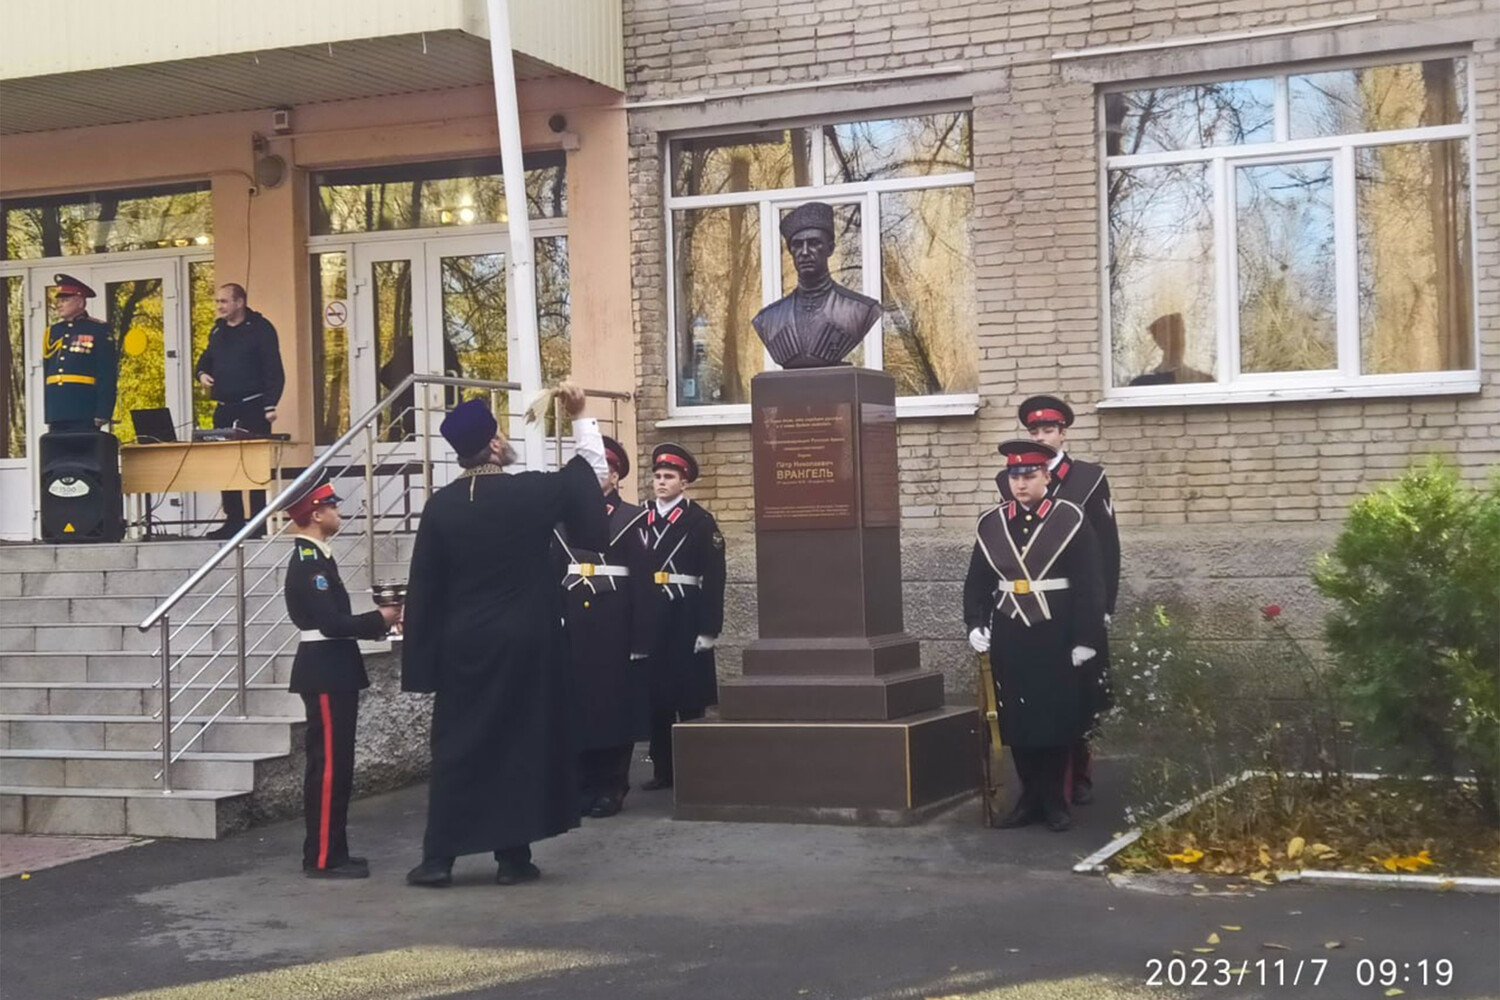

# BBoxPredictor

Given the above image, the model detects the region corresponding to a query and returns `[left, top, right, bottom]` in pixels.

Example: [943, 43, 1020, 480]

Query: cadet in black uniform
[964, 440, 1106, 832]
[42, 274, 117, 433]
[637, 443, 726, 791]
[283, 482, 399, 878]
[556, 436, 651, 818]
[1009, 394, 1120, 805]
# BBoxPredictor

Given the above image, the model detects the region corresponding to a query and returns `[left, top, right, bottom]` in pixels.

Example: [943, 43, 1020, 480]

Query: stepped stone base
[672, 706, 981, 826]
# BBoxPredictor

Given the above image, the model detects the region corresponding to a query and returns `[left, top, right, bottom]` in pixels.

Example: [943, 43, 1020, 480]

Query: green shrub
[1312, 459, 1500, 823]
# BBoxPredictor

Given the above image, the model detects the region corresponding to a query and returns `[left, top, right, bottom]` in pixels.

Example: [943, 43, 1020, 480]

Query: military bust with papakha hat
[751, 201, 882, 369]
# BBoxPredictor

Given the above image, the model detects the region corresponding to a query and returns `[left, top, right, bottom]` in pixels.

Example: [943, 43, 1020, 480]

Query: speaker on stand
[40, 431, 125, 543]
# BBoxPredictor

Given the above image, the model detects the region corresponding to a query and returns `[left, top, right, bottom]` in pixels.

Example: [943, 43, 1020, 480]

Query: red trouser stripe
[318, 694, 334, 869]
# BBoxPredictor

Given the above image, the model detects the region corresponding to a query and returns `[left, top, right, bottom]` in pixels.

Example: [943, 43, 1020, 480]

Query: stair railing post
[159, 616, 173, 793]
[235, 544, 248, 718]
[364, 424, 377, 588]
[420, 380, 433, 501]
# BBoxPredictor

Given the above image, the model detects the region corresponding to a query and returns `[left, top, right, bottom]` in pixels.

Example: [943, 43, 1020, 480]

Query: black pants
[579, 744, 634, 800]
[648, 707, 703, 782]
[1070, 737, 1093, 798]
[214, 402, 270, 524]
[1010, 745, 1070, 816]
[301, 691, 359, 870]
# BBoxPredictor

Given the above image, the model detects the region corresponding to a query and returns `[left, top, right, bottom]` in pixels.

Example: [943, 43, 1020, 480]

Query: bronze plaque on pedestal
[753, 402, 856, 531]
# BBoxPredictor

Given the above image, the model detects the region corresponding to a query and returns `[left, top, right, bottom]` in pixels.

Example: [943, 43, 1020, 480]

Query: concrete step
[0, 682, 302, 718]
[0, 620, 297, 654]
[1, 747, 271, 792]
[0, 715, 296, 754]
[0, 535, 416, 575]
[0, 651, 296, 685]
[0, 594, 285, 625]
[0, 784, 249, 838]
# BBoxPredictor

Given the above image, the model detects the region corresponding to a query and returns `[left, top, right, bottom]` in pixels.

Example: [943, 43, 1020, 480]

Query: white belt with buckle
[996, 577, 1069, 595]
[299, 629, 346, 643]
[654, 572, 702, 586]
[567, 563, 630, 578]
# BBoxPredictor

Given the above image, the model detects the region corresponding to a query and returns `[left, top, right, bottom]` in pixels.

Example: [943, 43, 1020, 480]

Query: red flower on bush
[1261, 604, 1283, 621]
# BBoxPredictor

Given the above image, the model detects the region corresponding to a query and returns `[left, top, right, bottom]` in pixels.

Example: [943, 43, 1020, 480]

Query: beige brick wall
[624, 0, 1500, 541]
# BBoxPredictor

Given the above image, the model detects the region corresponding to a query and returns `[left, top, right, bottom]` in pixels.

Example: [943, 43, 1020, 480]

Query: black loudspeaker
[40, 431, 125, 544]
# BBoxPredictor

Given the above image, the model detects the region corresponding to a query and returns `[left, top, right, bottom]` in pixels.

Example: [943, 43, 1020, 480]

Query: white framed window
[664, 108, 978, 422]
[1100, 53, 1479, 406]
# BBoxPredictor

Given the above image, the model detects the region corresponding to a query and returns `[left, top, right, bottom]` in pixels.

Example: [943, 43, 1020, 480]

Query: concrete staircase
[0, 540, 308, 839]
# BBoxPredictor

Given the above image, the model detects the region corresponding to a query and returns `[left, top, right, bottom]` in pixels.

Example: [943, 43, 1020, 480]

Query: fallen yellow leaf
[19, 873, 30, 881]
[1287, 836, 1305, 860]
[1309, 843, 1337, 859]
[1258, 846, 1272, 867]
[1221, 925, 1242, 931]
[1324, 941, 1343, 950]
[1193, 947, 1215, 954]
[1384, 989, 1405, 997]
[1206, 933, 1221, 945]
[1248, 870, 1274, 885]
[1166, 847, 1205, 865]
[1262, 943, 1289, 951]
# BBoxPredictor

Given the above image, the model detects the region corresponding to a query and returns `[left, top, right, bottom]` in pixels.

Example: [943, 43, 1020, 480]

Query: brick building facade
[622, 0, 1498, 690]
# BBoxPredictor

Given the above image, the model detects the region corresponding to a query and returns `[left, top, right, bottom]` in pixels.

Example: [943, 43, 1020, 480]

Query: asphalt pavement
[3, 759, 1497, 1000]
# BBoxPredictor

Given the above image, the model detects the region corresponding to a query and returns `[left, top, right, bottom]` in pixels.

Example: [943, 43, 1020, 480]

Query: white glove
[693, 635, 717, 653]
[1071, 646, 1096, 667]
[1104, 613, 1112, 628]
[968, 627, 991, 654]
[629, 652, 649, 661]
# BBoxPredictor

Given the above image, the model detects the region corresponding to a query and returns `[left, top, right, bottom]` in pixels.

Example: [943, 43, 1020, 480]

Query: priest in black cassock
[402, 388, 608, 887]
[963, 440, 1106, 833]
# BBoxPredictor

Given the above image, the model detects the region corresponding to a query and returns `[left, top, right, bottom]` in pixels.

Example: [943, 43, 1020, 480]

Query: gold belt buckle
[654, 571, 671, 585]
[577, 563, 595, 577]
[1013, 579, 1031, 595]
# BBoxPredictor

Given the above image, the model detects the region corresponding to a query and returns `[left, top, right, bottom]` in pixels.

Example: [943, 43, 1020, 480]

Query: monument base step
[671, 705, 981, 826]
[716, 669, 944, 721]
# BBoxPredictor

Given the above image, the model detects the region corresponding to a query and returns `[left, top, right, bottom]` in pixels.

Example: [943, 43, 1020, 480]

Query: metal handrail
[136, 373, 631, 789]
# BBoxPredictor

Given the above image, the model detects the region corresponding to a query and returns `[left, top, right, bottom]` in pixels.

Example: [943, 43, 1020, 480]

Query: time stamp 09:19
[1145, 957, 1456, 989]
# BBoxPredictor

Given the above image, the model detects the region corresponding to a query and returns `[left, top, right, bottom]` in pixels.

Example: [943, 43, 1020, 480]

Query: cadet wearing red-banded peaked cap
[1017, 395, 1075, 429]
[651, 443, 698, 483]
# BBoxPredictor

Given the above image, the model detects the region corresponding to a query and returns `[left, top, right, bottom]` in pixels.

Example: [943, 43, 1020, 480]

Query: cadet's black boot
[995, 798, 1042, 829]
[1071, 778, 1094, 806]
[1044, 800, 1073, 832]
[406, 858, 454, 887]
[304, 858, 369, 879]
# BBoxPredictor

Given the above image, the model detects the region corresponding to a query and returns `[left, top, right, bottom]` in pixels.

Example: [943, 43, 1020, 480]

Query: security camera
[548, 114, 568, 134]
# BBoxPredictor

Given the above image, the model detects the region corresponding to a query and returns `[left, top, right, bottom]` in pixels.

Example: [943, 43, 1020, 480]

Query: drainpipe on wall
[484, 0, 546, 465]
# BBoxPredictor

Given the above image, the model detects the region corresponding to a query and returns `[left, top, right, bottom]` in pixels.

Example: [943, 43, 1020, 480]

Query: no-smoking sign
[324, 300, 348, 328]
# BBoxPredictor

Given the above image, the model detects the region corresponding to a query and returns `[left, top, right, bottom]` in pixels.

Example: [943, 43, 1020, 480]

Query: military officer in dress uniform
[283, 482, 400, 878]
[1008, 394, 1120, 805]
[43, 274, 117, 433]
[555, 436, 651, 818]
[638, 443, 726, 791]
[965, 440, 1106, 832]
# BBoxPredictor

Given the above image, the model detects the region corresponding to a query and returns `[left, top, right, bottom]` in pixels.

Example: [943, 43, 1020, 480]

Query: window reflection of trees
[1236, 162, 1337, 373]
[107, 279, 166, 445]
[1, 277, 23, 458]
[312, 157, 566, 236]
[3, 185, 212, 260]
[880, 187, 976, 396]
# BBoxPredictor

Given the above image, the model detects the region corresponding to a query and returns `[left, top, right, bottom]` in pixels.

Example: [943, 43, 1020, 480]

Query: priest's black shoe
[588, 793, 624, 818]
[495, 860, 541, 886]
[405, 860, 454, 887]
[994, 800, 1042, 829]
[641, 776, 673, 791]
[304, 858, 369, 879]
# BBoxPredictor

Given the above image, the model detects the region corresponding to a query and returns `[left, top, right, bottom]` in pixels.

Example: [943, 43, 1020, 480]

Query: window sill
[657, 394, 980, 429]
[1098, 375, 1482, 409]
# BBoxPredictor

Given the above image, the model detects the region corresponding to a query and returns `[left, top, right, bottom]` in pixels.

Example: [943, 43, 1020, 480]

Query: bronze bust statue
[752, 201, 882, 368]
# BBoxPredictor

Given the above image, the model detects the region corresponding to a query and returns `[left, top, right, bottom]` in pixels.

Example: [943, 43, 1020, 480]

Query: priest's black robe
[401, 455, 607, 858]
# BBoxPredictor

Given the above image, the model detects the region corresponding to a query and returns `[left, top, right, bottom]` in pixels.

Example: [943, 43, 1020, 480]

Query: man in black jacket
[284, 482, 400, 878]
[195, 283, 285, 539]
